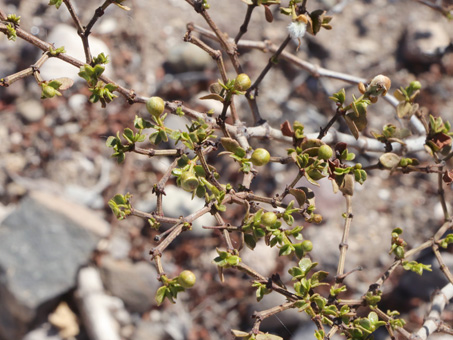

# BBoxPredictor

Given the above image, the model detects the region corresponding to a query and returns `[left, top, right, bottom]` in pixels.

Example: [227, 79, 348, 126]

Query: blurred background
[0, 0, 452, 339]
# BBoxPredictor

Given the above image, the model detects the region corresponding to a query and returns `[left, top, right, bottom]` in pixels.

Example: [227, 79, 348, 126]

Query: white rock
[39, 24, 113, 81]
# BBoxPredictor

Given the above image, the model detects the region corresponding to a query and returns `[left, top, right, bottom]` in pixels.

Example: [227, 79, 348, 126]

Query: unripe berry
[234, 73, 251, 91]
[250, 148, 270, 166]
[42, 85, 58, 98]
[146, 96, 165, 118]
[317, 145, 333, 160]
[178, 270, 196, 288]
[312, 214, 323, 224]
[261, 211, 277, 227]
[409, 81, 421, 91]
[180, 171, 199, 192]
[301, 240, 313, 252]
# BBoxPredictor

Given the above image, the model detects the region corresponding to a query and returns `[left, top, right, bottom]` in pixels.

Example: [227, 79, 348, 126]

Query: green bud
[180, 171, 199, 192]
[301, 240, 313, 252]
[146, 96, 165, 118]
[234, 73, 251, 91]
[178, 270, 196, 288]
[261, 211, 277, 227]
[250, 148, 270, 166]
[409, 81, 421, 91]
[317, 144, 333, 160]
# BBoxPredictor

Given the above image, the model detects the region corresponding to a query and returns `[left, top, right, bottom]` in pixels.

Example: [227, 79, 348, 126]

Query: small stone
[17, 100, 45, 122]
[165, 43, 212, 74]
[100, 257, 159, 314]
[403, 21, 450, 63]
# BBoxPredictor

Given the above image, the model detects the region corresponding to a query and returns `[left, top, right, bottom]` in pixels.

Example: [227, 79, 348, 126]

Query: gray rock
[17, 100, 45, 123]
[131, 318, 166, 340]
[0, 191, 109, 340]
[165, 43, 212, 74]
[403, 21, 450, 63]
[99, 257, 159, 314]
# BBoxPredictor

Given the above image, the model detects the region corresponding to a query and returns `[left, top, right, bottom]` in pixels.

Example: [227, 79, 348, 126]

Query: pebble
[17, 99, 45, 122]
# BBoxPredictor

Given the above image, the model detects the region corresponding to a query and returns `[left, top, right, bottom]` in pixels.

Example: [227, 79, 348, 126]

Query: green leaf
[93, 52, 109, 65]
[314, 330, 325, 340]
[6, 14, 21, 25]
[123, 128, 135, 144]
[48, 0, 64, 8]
[106, 136, 119, 147]
[244, 234, 257, 250]
[155, 286, 168, 305]
[279, 243, 294, 256]
[368, 311, 379, 324]
[440, 234, 453, 248]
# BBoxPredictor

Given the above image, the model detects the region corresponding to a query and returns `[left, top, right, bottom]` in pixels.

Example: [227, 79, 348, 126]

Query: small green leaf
[48, 0, 64, 8]
[155, 286, 167, 305]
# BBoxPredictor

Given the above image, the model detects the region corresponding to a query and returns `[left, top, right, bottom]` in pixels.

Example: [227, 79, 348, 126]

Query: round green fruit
[234, 73, 252, 91]
[178, 270, 196, 288]
[317, 144, 333, 160]
[301, 240, 313, 252]
[250, 148, 270, 166]
[261, 211, 277, 227]
[180, 172, 199, 192]
[311, 214, 323, 224]
[146, 96, 165, 118]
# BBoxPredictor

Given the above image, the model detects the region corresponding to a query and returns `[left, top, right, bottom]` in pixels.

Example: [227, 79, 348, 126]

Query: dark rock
[0, 191, 109, 340]
[99, 257, 159, 314]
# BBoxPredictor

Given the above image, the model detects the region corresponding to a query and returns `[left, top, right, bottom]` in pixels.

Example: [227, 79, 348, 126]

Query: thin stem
[154, 157, 180, 216]
[252, 301, 297, 334]
[245, 35, 291, 123]
[247, 35, 291, 96]
[133, 147, 182, 157]
[150, 223, 185, 259]
[63, 0, 93, 64]
[279, 169, 304, 201]
[85, 0, 111, 36]
[235, 262, 300, 301]
[335, 194, 353, 287]
[432, 243, 453, 285]
[1, 52, 50, 87]
[235, 4, 256, 44]
[194, 145, 224, 191]
[237, 192, 283, 208]
[63, 0, 84, 35]
[130, 209, 181, 225]
[437, 163, 450, 220]
[214, 212, 235, 251]
[373, 307, 412, 339]
[318, 108, 344, 140]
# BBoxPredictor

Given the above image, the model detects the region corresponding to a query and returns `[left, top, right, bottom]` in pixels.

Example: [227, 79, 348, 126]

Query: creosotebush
[1, 1, 453, 340]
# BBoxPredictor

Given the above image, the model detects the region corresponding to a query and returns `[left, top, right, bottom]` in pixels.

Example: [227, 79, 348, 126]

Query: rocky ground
[0, 0, 453, 339]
